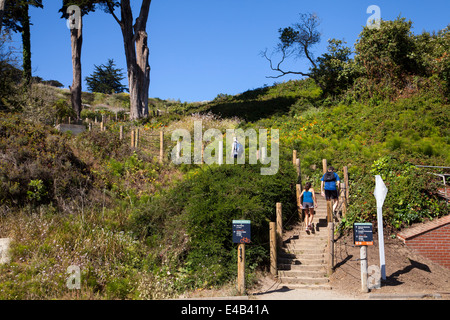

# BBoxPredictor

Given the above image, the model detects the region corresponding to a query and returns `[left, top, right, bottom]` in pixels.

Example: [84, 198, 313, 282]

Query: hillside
[0, 75, 448, 299]
[0, 16, 449, 300]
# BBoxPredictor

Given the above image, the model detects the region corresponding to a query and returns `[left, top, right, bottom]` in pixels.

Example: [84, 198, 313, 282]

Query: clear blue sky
[9, 0, 450, 102]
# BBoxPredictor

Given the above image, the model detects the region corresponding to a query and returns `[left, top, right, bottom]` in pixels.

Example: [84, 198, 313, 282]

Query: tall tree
[106, 0, 151, 120]
[60, 1, 108, 120]
[3, 1, 43, 85]
[0, 0, 6, 33]
[85, 58, 127, 93]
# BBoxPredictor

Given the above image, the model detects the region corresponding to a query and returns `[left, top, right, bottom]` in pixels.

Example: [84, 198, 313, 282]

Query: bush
[344, 156, 446, 230]
[0, 113, 91, 212]
[130, 161, 297, 288]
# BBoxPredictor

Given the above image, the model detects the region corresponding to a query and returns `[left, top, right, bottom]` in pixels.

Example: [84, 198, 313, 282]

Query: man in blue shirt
[321, 166, 340, 212]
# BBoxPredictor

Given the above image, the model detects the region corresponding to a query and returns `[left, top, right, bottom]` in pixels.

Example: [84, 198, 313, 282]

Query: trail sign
[232, 220, 251, 244]
[353, 223, 374, 246]
[374, 175, 388, 208]
[373, 175, 387, 280]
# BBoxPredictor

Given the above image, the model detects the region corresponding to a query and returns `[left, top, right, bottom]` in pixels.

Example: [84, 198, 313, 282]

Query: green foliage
[0, 113, 91, 211]
[85, 59, 127, 94]
[130, 162, 297, 287]
[369, 156, 444, 229]
[310, 39, 359, 95]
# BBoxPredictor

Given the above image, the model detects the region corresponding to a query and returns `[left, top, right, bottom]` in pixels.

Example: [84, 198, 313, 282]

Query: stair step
[278, 258, 326, 265]
[278, 264, 326, 271]
[279, 284, 332, 290]
[278, 270, 327, 278]
[280, 276, 329, 285]
[283, 245, 325, 253]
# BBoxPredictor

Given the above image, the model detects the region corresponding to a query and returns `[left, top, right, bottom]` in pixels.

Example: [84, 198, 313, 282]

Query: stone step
[279, 276, 329, 285]
[283, 245, 326, 253]
[282, 251, 325, 259]
[278, 256, 326, 265]
[279, 283, 332, 290]
[278, 270, 327, 278]
[278, 263, 326, 271]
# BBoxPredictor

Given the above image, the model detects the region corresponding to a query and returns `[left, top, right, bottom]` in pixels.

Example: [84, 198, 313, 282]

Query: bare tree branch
[262, 48, 310, 79]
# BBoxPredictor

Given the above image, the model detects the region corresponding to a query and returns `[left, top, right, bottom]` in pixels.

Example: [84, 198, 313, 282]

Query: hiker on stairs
[321, 166, 340, 213]
[299, 182, 317, 232]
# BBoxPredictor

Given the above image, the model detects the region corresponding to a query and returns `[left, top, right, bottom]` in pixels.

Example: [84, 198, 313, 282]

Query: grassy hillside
[0, 17, 448, 299]
[201, 79, 448, 229]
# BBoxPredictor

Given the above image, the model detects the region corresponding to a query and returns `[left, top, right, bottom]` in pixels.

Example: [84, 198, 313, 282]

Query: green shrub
[130, 162, 297, 288]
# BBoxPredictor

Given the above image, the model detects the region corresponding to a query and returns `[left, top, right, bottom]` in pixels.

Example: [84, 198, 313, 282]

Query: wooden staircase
[277, 193, 332, 290]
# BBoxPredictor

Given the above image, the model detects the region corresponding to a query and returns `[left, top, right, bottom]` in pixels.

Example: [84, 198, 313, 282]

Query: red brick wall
[400, 222, 450, 269]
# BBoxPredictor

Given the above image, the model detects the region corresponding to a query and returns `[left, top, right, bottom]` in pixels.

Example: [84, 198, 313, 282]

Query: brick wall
[397, 215, 450, 269]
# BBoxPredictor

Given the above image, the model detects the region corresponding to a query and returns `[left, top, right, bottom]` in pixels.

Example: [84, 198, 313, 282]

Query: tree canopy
[85, 58, 128, 94]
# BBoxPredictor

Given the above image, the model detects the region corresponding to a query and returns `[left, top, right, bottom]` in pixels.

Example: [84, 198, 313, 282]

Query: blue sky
[8, 0, 450, 102]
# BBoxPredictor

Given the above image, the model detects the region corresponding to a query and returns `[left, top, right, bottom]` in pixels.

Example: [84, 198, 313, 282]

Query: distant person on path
[321, 166, 340, 212]
[299, 182, 317, 232]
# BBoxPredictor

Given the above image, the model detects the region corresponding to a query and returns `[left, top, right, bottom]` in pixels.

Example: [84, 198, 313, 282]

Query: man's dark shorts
[325, 190, 338, 200]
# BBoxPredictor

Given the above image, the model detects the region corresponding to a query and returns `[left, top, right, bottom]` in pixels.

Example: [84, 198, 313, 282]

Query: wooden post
[360, 246, 368, 293]
[100, 121, 104, 132]
[159, 130, 164, 163]
[296, 184, 302, 222]
[322, 159, 327, 174]
[327, 199, 333, 223]
[119, 126, 123, 140]
[135, 128, 139, 148]
[276, 202, 282, 248]
[328, 221, 335, 276]
[131, 130, 135, 148]
[237, 243, 245, 295]
[292, 149, 297, 165]
[296, 158, 302, 187]
[269, 222, 277, 276]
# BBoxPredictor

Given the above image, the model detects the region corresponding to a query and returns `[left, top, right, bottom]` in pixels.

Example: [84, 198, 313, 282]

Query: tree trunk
[136, 32, 150, 117]
[0, 0, 6, 33]
[21, 4, 32, 85]
[113, 0, 151, 120]
[120, 0, 141, 120]
[70, 14, 83, 120]
[135, 0, 151, 118]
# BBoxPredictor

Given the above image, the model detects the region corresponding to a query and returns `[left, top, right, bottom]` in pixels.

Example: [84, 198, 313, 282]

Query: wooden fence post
[135, 128, 139, 148]
[328, 220, 335, 276]
[159, 130, 164, 163]
[269, 222, 277, 276]
[322, 159, 327, 174]
[292, 149, 297, 165]
[276, 202, 282, 248]
[119, 126, 123, 140]
[296, 184, 303, 222]
[327, 199, 332, 223]
[131, 130, 135, 148]
[296, 158, 302, 187]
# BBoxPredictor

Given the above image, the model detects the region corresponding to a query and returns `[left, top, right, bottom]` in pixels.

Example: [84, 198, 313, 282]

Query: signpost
[233, 220, 251, 295]
[354, 223, 374, 292]
[373, 175, 387, 280]
[354, 223, 374, 246]
[232, 220, 251, 244]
